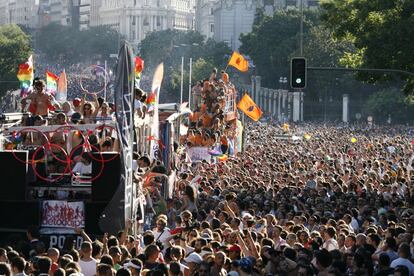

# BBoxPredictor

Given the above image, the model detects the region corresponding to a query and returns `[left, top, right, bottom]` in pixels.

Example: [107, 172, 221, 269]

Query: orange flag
[228, 52, 249, 72]
[237, 93, 262, 121]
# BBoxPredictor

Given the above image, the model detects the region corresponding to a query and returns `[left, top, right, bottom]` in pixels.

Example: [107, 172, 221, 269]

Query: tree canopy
[320, 0, 414, 93]
[35, 23, 120, 64]
[240, 9, 320, 88]
[139, 30, 231, 102]
[0, 24, 32, 96]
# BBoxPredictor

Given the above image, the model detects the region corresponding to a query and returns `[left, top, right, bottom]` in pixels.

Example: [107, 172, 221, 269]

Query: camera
[155, 240, 164, 251]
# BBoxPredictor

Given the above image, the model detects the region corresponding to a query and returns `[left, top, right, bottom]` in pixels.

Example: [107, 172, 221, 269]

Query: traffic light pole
[307, 67, 414, 76]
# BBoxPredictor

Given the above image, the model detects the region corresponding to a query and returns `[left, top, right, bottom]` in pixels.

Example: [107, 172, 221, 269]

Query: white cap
[184, 252, 203, 264]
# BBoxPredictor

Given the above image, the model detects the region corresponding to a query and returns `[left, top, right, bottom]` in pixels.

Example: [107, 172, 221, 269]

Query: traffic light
[290, 57, 307, 89]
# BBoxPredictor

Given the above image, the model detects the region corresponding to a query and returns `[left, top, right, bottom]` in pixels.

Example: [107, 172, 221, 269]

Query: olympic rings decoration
[31, 143, 70, 183]
[68, 142, 105, 182]
[11, 128, 50, 164]
[9, 125, 117, 182]
[79, 65, 109, 95]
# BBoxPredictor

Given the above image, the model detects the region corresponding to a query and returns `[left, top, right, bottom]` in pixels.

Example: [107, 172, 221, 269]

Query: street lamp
[279, 76, 287, 88]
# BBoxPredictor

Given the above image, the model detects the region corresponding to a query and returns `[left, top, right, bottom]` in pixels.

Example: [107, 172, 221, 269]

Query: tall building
[197, 0, 319, 50]
[0, 0, 9, 25]
[90, 0, 102, 26]
[7, 0, 39, 28]
[99, 0, 195, 46]
[213, 0, 257, 50]
[195, 0, 217, 39]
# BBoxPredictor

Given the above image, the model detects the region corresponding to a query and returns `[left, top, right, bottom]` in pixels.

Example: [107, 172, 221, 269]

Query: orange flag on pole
[237, 93, 263, 121]
[228, 51, 249, 72]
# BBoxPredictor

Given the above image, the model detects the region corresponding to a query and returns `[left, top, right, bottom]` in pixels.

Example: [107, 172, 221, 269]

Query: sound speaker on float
[0, 201, 40, 229]
[91, 153, 121, 202]
[0, 151, 28, 200]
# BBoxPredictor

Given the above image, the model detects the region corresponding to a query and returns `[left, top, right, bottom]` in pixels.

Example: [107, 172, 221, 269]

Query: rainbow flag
[146, 91, 156, 112]
[46, 70, 59, 95]
[17, 55, 34, 97]
[135, 56, 144, 87]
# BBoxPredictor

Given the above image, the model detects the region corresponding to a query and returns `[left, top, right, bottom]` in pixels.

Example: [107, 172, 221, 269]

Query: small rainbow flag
[135, 56, 144, 88]
[17, 55, 34, 97]
[46, 70, 59, 95]
[146, 91, 156, 112]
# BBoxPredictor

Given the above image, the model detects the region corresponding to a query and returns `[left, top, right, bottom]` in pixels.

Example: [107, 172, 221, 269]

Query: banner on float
[149, 63, 164, 161]
[187, 147, 211, 163]
[41, 200, 85, 228]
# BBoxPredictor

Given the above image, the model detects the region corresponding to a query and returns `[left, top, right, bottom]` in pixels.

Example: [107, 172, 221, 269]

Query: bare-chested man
[21, 79, 55, 116]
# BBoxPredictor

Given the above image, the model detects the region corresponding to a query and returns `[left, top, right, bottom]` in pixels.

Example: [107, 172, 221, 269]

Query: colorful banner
[135, 56, 144, 88]
[41, 201, 85, 228]
[56, 70, 68, 102]
[149, 63, 164, 161]
[46, 70, 59, 95]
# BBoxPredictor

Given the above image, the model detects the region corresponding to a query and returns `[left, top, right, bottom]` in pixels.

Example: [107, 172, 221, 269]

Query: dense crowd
[1, 120, 414, 275]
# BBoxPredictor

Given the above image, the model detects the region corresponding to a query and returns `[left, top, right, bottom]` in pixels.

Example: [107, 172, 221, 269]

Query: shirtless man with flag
[21, 78, 58, 116]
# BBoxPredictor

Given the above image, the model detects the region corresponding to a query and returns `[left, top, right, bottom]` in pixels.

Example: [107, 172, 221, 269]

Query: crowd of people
[1, 120, 414, 275]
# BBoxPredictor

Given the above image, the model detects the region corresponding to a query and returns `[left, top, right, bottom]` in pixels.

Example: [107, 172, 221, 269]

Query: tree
[35, 23, 120, 64]
[365, 88, 414, 123]
[0, 24, 32, 96]
[320, 0, 414, 93]
[240, 10, 319, 88]
[139, 30, 230, 102]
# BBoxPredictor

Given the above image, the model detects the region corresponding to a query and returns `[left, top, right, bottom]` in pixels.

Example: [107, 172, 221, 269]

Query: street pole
[188, 58, 192, 108]
[180, 56, 184, 104]
[300, 0, 304, 56]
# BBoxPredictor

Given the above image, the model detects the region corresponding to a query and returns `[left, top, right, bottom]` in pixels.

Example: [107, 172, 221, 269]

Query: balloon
[304, 134, 311, 140]
[351, 137, 357, 143]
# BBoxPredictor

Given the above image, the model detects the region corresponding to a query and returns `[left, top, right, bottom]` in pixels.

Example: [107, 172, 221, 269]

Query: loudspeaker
[85, 202, 107, 235]
[0, 201, 40, 229]
[0, 151, 28, 200]
[91, 153, 121, 202]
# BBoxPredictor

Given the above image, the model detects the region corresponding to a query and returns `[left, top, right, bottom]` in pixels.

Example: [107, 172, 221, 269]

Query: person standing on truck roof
[221, 70, 229, 84]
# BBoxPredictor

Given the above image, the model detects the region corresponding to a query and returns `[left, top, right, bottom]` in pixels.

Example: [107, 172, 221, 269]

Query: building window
[264, 0, 273, 5]
[308, 0, 318, 6]
[143, 17, 149, 26]
[157, 16, 161, 26]
[286, 0, 296, 7]
[157, 0, 160, 7]
[210, 7, 213, 15]
[210, 23, 214, 33]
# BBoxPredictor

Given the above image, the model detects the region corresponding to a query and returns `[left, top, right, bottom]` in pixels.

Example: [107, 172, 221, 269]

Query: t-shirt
[72, 161, 92, 175]
[390, 258, 414, 276]
[323, 238, 339, 251]
[79, 258, 98, 276]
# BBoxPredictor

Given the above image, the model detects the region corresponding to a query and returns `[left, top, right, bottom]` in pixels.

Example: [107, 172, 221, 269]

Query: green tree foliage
[139, 30, 230, 102]
[35, 23, 119, 64]
[320, 0, 414, 93]
[365, 88, 414, 123]
[240, 10, 319, 88]
[0, 24, 32, 95]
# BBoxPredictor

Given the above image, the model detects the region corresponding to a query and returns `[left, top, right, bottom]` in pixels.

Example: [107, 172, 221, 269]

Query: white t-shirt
[79, 258, 98, 276]
[72, 161, 92, 175]
[323, 238, 339, 251]
[153, 228, 172, 251]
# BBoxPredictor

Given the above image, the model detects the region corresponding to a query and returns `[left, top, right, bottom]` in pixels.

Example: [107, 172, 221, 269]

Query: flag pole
[180, 56, 184, 104]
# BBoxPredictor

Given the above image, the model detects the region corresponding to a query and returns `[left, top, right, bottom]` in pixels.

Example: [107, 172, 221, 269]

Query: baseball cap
[228, 244, 241, 252]
[184, 252, 202, 264]
[73, 98, 81, 107]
